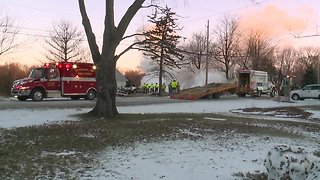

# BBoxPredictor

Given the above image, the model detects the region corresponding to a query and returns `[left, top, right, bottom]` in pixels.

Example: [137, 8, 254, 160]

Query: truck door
[44, 68, 61, 97]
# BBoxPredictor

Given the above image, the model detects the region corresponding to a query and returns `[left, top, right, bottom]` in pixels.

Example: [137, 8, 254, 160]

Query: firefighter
[144, 83, 149, 93]
[143, 83, 146, 93]
[162, 83, 166, 93]
[155, 83, 159, 92]
[171, 79, 178, 93]
[150, 83, 154, 93]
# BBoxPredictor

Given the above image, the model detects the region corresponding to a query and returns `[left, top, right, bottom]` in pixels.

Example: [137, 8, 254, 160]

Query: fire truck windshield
[29, 68, 48, 79]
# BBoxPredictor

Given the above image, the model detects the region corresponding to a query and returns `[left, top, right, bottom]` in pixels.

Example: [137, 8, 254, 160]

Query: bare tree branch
[44, 19, 88, 62]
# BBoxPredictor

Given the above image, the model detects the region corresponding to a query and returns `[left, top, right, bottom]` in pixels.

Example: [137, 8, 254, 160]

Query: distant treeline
[0, 63, 34, 96]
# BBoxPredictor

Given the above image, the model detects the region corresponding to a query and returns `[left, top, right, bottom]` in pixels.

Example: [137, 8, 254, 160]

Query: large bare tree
[78, 0, 145, 117]
[212, 16, 241, 80]
[45, 19, 87, 62]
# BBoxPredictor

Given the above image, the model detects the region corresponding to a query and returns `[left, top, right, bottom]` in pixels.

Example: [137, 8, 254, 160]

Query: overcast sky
[1, 0, 320, 71]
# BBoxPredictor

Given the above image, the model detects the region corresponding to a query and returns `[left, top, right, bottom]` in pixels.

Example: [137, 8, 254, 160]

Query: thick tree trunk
[89, 49, 118, 117]
[79, 0, 145, 118]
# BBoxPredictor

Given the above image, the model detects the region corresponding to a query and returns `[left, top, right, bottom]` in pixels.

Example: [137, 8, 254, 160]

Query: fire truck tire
[17, 96, 28, 101]
[31, 89, 44, 101]
[85, 89, 96, 100]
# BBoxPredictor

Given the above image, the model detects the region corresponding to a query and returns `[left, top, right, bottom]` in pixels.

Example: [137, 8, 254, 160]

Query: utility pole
[205, 20, 209, 85]
[318, 56, 320, 84]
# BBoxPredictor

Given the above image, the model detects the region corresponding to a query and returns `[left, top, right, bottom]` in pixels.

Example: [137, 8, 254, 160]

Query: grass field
[1, 109, 320, 179]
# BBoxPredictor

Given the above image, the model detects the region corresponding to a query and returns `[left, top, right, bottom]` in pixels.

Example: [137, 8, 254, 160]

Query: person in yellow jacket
[155, 83, 159, 92]
[150, 83, 154, 93]
[162, 83, 166, 93]
[171, 80, 178, 93]
[144, 83, 149, 93]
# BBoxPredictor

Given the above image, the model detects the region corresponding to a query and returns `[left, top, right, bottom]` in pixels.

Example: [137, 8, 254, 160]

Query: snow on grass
[118, 98, 319, 114]
[1, 97, 320, 179]
[76, 134, 318, 180]
[0, 108, 83, 129]
[203, 117, 227, 121]
[0, 98, 319, 129]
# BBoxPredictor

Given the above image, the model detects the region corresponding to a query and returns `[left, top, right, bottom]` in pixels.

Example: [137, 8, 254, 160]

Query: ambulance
[11, 62, 97, 101]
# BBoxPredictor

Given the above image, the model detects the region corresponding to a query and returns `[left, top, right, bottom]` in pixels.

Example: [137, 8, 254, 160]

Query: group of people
[142, 79, 180, 94]
[143, 83, 164, 93]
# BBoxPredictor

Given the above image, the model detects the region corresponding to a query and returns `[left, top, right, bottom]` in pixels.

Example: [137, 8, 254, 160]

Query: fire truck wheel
[17, 96, 28, 101]
[85, 89, 96, 100]
[31, 89, 44, 101]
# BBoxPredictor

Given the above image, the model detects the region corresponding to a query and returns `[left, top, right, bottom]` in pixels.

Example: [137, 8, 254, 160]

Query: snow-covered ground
[1, 97, 319, 129]
[1, 97, 320, 179]
[80, 135, 318, 180]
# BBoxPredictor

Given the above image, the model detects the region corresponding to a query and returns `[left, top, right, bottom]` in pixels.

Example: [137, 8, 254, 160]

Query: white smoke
[140, 60, 227, 90]
[174, 68, 227, 89]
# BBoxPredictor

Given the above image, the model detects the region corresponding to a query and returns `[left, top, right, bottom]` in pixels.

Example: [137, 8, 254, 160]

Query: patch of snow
[178, 129, 204, 138]
[203, 117, 226, 121]
[0, 108, 82, 129]
[1, 98, 319, 129]
[308, 110, 320, 119]
[264, 144, 320, 180]
[118, 98, 319, 114]
[75, 135, 318, 180]
[42, 150, 78, 157]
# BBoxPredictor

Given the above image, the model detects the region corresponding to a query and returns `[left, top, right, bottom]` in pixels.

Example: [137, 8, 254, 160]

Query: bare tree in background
[0, 63, 32, 95]
[0, 10, 19, 58]
[213, 16, 241, 80]
[296, 47, 320, 85]
[182, 32, 209, 71]
[296, 47, 319, 70]
[45, 19, 88, 62]
[241, 29, 275, 71]
[275, 48, 297, 76]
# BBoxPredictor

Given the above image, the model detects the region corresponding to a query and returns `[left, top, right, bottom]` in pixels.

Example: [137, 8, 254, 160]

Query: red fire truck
[11, 62, 97, 101]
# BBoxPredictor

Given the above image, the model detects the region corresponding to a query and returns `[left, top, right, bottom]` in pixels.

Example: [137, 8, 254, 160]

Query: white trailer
[237, 69, 273, 97]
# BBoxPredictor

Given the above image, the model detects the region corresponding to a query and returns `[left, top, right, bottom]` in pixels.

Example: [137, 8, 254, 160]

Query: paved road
[0, 95, 189, 109]
[0, 94, 276, 110]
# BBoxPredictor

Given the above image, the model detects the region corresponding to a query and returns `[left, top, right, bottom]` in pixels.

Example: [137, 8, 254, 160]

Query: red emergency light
[65, 63, 71, 69]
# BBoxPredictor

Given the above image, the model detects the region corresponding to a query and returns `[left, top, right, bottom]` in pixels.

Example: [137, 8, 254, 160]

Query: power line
[5, 2, 76, 16]
[180, 0, 272, 24]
